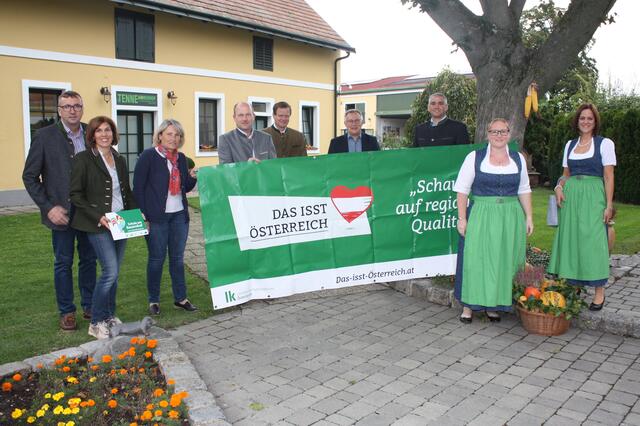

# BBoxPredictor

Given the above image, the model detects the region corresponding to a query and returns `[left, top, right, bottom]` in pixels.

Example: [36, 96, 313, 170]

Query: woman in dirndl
[548, 103, 616, 311]
[453, 118, 534, 323]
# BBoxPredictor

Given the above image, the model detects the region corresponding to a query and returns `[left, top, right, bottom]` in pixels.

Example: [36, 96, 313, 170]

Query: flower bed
[1, 337, 189, 425]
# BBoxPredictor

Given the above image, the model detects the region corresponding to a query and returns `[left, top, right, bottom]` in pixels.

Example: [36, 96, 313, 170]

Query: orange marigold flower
[139, 368, 145, 373]
[154, 409, 162, 417]
[130, 423, 138, 426]
[111, 388, 118, 394]
[167, 379, 175, 385]
[107, 399, 117, 408]
[36, 363, 44, 369]
[147, 403, 155, 410]
[128, 347, 136, 357]
[178, 391, 189, 399]
[2, 382, 12, 392]
[54, 357, 64, 365]
[159, 400, 168, 408]
[168, 410, 179, 419]
[87, 399, 96, 407]
[146, 339, 157, 349]
[91, 365, 99, 371]
[12, 374, 22, 382]
[144, 351, 152, 359]
[80, 401, 88, 408]
[130, 337, 139, 345]
[102, 355, 112, 363]
[118, 354, 126, 360]
[170, 397, 181, 408]
[138, 337, 146, 345]
[62, 366, 71, 372]
[87, 357, 93, 363]
[141, 410, 153, 421]
[153, 388, 164, 397]
[120, 369, 128, 375]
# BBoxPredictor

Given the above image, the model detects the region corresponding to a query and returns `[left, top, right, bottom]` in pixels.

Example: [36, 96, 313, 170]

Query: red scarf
[157, 146, 181, 195]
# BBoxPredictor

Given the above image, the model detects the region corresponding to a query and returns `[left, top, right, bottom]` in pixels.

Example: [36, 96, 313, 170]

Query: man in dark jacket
[329, 109, 380, 153]
[413, 93, 470, 148]
[22, 90, 96, 331]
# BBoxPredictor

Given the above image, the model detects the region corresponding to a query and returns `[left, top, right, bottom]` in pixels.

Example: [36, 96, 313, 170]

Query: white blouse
[99, 151, 124, 212]
[453, 145, 531, 195]
[562, 137, 616, 168]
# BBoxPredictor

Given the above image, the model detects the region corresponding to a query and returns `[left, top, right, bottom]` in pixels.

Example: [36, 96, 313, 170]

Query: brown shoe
[60, 313, 77, 331]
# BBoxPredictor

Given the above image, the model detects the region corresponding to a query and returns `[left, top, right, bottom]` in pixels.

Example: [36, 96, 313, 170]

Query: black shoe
[149, 303, 160, 316]
[486, 311, 501, 322]
[589, 297, 605, 311]
[459, 315, 472, 324]
[82, 309, 92, 320]
[174, 299, 198, 312]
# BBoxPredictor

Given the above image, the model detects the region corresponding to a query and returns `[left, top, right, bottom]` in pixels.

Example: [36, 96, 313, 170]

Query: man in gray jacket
[22, 90, 97, 332]
[218, 102, 276, 164]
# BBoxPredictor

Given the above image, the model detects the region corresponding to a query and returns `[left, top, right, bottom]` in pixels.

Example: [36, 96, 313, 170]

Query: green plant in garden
[0, 337, 188, 425]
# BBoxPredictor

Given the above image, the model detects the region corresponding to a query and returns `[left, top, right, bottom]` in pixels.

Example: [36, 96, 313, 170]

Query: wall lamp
[99, 87, 111, 103]
[167, 90, 178, 106]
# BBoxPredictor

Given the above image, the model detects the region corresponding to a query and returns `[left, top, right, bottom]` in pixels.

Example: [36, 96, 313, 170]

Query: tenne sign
[115, 92, 157, 107]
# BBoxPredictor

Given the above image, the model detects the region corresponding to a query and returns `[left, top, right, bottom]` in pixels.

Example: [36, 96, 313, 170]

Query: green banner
[199, 145, 480, 309]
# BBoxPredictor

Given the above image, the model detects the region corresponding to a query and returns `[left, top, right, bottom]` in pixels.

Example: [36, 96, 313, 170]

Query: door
[117, 111, 154, 185]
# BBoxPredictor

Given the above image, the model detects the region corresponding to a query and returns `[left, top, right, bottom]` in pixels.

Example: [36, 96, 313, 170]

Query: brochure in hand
[105, 209, 149, 240]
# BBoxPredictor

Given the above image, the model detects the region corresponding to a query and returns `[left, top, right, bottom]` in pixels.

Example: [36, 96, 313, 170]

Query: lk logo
[330, 186, 374, 223]
[224, 291, 236, 303]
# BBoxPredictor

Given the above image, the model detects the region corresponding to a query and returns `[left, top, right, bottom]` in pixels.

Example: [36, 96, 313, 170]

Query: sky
[305, 0, 639, 92]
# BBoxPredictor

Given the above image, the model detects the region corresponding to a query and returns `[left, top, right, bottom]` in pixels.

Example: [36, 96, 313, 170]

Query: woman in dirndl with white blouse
[453, 118, 534, 323]
[548, 103, 616, 311]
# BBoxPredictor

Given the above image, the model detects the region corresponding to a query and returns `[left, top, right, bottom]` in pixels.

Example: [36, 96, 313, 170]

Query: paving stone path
[177, 208, 640, 425]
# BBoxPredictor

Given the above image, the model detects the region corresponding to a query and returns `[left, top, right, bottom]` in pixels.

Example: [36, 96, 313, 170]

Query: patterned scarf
[157, 145, 181, 195]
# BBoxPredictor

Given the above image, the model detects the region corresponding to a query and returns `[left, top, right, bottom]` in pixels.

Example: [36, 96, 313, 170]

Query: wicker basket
[516, 305, 570, 336]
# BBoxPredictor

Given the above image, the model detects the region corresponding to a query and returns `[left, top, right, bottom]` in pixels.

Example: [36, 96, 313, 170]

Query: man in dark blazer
[329, 109, 380, 153]
[22, 90, 96, 332]
[413, 93, 470, 148]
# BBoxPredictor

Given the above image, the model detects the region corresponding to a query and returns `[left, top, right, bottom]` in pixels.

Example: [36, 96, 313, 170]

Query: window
[299, 101, 320, 150]
[253, 36, 273, 71]
[195, 92, 225, 157]
[29, 89, 61, 139]
[115, 9, 155, 62]
[345, 102, 366, 122]
[249, 97, 273, 131]
[199, 99, 218, 151]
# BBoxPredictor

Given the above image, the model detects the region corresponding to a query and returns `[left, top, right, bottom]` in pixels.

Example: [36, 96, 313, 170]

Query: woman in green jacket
[70, 116, 136, 339]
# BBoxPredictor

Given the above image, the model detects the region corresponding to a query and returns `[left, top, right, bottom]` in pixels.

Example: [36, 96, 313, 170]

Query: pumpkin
[540, 291, 566, 308]
[524, 286, 542, 299]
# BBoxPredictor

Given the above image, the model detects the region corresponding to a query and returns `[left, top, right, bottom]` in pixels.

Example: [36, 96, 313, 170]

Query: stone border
[0, 326, 230, 426]
[387, 278, 640, 338]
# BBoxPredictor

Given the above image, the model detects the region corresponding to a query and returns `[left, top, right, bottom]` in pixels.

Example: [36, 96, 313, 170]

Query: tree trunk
[403, 0, 618, 147]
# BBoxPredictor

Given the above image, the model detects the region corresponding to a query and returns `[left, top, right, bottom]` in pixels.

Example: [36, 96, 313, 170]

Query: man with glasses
[328, 109, 380, 153]
[413, 93, 470, 148]
[23, 90, 97, 331]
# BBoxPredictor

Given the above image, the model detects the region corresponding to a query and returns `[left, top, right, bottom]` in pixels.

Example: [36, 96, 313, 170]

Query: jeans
[87, 231, 126, 324]
[146, 210, 189, 304]
[51, 228, 97, 315]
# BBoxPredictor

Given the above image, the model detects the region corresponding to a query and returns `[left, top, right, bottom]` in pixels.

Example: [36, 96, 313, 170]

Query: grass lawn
[529, 188, 640, 254]
[0, 212, 214, 365]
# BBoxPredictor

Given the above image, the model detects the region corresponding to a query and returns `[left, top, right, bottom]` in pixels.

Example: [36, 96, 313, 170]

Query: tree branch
[479, 0, 512, 28]
[536, 0, 617, 91]
[408, 0, 484, 52]
[508, 0, 527, 21]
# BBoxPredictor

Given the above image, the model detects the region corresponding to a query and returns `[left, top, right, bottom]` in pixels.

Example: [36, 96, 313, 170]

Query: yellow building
[0, 0, 353, 205]
[337, 75, 430, 143]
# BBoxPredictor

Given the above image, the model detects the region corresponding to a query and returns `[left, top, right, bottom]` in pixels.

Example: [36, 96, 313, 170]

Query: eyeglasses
[488, 129, 509, 136]
[346, 119, 361, 124]
[58, 104, 83, 111]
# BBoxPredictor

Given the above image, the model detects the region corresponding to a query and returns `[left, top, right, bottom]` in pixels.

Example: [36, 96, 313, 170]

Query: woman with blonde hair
[133, 119, 198, 315]
[453, 118, 533, 323]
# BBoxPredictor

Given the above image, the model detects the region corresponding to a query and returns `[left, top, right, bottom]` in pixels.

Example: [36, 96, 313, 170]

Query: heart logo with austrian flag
[330, 186, 374, 223]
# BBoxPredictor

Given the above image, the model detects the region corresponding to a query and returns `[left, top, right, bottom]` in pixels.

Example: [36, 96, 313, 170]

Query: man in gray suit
[218, 102, 276, 164]
[22, 90, 97, 331]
